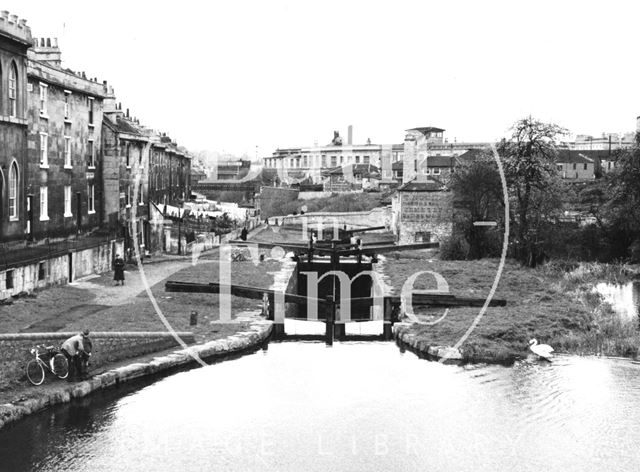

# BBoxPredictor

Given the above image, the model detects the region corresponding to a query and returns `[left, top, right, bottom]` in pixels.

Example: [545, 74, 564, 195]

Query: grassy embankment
[0, 251, 282, 344]
[384, 253, 639, 363]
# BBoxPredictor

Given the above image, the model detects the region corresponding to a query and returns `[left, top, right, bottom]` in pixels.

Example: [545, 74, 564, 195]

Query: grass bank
[384, 254, 640, 363]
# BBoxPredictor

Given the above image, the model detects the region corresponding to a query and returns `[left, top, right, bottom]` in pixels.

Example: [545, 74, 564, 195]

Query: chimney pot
[1, 11, 9, 20]
[9, 14, 17, 24]
[19, 18, 26, 27]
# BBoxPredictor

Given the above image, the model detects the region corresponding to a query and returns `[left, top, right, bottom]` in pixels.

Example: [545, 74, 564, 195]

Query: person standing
[113, 254, 125, 286]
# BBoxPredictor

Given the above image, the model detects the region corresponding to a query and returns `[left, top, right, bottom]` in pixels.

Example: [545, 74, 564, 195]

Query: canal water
[593, 281, 640, 323]
[1, 342, 640, 472]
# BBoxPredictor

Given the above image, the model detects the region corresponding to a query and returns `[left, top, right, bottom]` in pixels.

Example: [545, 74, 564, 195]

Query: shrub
[439, 235, 470, 260]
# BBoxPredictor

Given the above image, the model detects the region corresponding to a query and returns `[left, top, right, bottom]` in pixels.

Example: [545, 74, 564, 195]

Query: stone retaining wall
[393, 322, 462, 362]
[0, 331, 196, 388]
[0, 319, 272, 430]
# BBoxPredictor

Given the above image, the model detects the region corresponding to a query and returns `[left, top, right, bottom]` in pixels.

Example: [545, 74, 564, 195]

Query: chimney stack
[347, 125, 353, 145]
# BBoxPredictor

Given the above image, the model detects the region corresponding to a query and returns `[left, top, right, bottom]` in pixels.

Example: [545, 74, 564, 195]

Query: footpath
[0, 226, 277, 431]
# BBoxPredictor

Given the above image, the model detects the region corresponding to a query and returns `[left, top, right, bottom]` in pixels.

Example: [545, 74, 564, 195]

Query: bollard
[325, 295, 335, 346]
[190, 311, 198, 326]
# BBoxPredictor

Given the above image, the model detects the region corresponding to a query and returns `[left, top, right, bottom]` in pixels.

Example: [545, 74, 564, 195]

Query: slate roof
[407, 127, 446, 135]
[396, 178, 446, 192]
[556, 150, 603, 164]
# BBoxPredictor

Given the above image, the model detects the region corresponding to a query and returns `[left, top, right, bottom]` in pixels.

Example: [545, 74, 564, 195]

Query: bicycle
[26, 344, 69, 385]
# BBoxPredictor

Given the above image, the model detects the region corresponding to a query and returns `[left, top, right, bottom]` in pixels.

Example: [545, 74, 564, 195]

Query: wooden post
[382, 297, 394, 340]
[325, 295, 335, 346]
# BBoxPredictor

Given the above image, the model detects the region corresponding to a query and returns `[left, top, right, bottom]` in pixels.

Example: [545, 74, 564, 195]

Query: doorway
[68, 252, 73, 283]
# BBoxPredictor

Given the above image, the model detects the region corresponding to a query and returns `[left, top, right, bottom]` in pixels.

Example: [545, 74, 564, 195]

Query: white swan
[529, 338, 554, 360]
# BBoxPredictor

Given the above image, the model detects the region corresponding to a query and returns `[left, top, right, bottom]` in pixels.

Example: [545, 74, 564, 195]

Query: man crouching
[61, 329, 92, 381]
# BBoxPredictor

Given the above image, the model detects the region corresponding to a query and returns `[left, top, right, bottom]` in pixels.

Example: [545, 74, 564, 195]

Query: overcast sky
[5, 0, 639, 157]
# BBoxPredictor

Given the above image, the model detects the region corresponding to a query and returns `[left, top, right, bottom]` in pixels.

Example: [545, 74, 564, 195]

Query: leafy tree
[599, 133, 640, 260]
[449, 152, 504, 258]
[498, 117, 567, 266]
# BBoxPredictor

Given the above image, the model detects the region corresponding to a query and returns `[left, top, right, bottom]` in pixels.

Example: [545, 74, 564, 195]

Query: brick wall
[0, 331, 195, 388]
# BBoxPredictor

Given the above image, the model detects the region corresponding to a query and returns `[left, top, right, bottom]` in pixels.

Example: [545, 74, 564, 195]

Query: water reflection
[1, 344, 640, 472]
[593, 281, 640, 322]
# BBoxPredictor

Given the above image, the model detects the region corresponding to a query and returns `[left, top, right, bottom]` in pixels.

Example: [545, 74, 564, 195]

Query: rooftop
[397, 178, 446, 192]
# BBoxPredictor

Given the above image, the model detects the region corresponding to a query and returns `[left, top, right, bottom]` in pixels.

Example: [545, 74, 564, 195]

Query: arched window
[9, 161, 18, 219]
[9, 63, 18, 117]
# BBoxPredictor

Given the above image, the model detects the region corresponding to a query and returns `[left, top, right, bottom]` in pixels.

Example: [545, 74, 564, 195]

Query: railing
[0, 234, 123, 271]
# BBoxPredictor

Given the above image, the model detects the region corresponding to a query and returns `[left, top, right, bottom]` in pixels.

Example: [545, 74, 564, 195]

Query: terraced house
[0, 11, 31, 244]
[26, 37, 114, 240]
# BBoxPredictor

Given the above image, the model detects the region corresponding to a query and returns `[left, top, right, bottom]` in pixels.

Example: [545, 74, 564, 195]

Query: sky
[5, 0, 640, 157]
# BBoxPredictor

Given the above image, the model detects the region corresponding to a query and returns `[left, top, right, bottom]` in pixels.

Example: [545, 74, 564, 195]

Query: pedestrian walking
[113, 254, 125, 285]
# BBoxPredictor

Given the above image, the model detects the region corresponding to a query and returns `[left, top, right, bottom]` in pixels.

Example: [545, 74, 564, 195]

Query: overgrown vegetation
[386, 256, 640, 362]
[446, 118, 640, 264]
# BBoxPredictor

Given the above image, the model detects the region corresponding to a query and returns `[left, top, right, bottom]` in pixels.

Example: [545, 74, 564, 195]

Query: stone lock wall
[0, 331, 195, 388]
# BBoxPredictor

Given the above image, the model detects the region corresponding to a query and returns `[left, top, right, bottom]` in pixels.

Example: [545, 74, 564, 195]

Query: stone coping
[0, 320, 272, 430]
[393, 322, 463, 363]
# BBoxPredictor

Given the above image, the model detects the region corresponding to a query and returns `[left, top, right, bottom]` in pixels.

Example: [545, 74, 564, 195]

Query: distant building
[564, 132, 635, 151]
[323, 164, 380, 192]
[264, 127, 489, 188]
[556, 150, 598, 180]
[0, 12, 31, 243]
[190, 169, 207, 185]
[211, 158, 251, 180]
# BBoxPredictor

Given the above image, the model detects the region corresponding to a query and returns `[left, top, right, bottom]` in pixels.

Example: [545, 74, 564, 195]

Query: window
[9, 162, 18, 220]
[433, 168, 441, 175]
[39, 133, 48, 167]
[64, 136, 71, 167]
[39, 187, 48, 221]
[64, 91, 71, 119]
[6, 270, 14, 290]
[355, 155, 360, 164]
[138, 183, 144, 205]
[126, 142, 131, 167]
[583, 163, 588, 170]
[139, 147, 143, 167]
[330, 156, 337, 167]
[88, 184, 95, 213]
[572, 163, 577, 170]
[64, 186, 72, 217]
[126, 184, 131, 207]
[9, 63, 17, 117]
[340, 156, 344, 164]
[557, 164, 563, 171]
[321, 155, 327, 167]
[88, 140, 95, 167]
[363, 155, 370, 164]
[88, 97, 94, 125]
[38, 262, 45, 281]
[39, 83, 48, 116]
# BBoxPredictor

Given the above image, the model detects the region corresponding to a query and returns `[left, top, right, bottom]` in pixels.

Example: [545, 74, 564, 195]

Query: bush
[439, 235, 470, 260]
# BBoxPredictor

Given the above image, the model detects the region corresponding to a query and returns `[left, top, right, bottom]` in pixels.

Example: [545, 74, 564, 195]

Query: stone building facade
[391, 180, 453, 244]
[0, 12, 31, 243]
[103, 101, 191, 256]
[26, 37, 113, 241]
